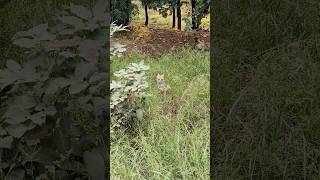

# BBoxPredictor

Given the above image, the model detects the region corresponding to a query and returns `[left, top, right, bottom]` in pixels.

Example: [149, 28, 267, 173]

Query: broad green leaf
[0, 127, 7, 136]
[59, 28, 77, 35]
[89, 86, 98, 94]
[28, 111, 46, 125]
[13, 30, 31, 39]
[86, 20, 98, 31]
[74, 62, 96, 80]
[78, 95, 94, 111]
[45, 78, 71, 95]
[70, 4, 92, 20]
[28, 23, 56, 40]
[28, 24, 48, 35]
[6, 60, 21, 71]
[93, 0, 107, 20]
[46, 106, 57, 116]
[78, 95, 92, 104]
[6, 124, 29, 138]
[89, 72, 107, 83]
[69, 81, 88, 94]
[92, 97, 107, 108]
[47, 36, 81, 48]
[4, 106, 30, 124]
[83, 149, 104, 180]
[13, 38, 37, 48]
[13, 96, 37, 109]
[79, 40, 100, 61]
[0, 136, 13, 148]
[79, 103, 94, 112]
[58, 16, 84, 29]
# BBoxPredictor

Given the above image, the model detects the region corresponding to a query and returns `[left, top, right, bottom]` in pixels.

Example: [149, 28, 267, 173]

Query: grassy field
[110, 50, 210, 179]
[212, 1, 320, 179]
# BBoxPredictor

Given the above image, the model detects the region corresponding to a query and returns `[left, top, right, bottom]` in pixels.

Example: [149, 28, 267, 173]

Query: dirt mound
[113, 25, 210, 56]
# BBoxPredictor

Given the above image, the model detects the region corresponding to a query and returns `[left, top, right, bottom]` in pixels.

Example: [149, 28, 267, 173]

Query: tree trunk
[144, 5, 148, 26]
[191, 0, 197, 30]
[172, 7, 176, 28]
[177, 0, 181, 31]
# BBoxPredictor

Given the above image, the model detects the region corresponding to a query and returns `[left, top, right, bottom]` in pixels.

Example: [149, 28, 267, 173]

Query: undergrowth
[111, 49, 210, 179]
[212, 0, 320, 179]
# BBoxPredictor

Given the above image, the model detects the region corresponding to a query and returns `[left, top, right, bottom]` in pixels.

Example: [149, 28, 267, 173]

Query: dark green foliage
[0, 1, 108, 179]
[212, 0, 320, 179]
[111, 0, 137, 26]
[156, 0, 209, 30]
[194, 0, 210, 28]
[140, 0, 164, 26]
[0, 0, 94, 68]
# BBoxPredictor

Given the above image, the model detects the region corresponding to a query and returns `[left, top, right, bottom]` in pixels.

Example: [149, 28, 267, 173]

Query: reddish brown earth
[113, 25, 210, 56]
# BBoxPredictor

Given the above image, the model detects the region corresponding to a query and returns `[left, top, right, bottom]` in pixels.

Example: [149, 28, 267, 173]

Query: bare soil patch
[113, 24, 210, 56]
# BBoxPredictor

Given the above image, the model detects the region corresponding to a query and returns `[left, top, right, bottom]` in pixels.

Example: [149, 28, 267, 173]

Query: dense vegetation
[111, 0, 137, 26]
[212, 0, 320, 179]
[0, 1, 108, 179]
[111, 50, 210, 179]
[0, 0, 95, 68]
[109, 1, 210, 178]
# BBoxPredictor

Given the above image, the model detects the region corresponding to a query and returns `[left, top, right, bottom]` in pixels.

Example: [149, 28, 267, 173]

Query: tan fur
[156, 74, 171, 93]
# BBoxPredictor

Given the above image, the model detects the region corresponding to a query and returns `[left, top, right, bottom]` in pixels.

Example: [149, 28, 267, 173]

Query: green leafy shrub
[110, 22, 128, 57]
[0, 1, 108, 179]
[110, 61, 150, 132]
[110, 23, 150, 132]
[0, 0, 95, 68]
[111, 0, 138, 26]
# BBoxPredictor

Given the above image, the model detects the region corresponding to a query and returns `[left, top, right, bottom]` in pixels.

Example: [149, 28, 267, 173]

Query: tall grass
[212, 0, 320, 179]
[111, 50, 210, 179]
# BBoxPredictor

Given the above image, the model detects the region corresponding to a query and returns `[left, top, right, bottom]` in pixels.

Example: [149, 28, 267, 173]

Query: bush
[0, 0, 95, 68]
[110, 23, 150, 133]
[111, 0, 137, 26]
[110, 22, 128, 57]
[0, 1, 108, 179]
[111, 61, 150, 132]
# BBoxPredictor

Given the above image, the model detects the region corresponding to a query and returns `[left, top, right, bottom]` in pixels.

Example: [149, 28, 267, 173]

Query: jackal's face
[156, 74, 165, 84]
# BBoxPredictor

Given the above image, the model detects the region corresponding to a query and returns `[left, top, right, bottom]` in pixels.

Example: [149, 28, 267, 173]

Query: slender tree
[141, 0, 165, 26]
[144, 4, 149, 25]
[156, 0, 185, 30]
[141, 0, 150, 26]
[191, 0, 197, 30]
[172, 6, 176, 28]
[177, 0, 181, 31]
[158, 0, 177, 28]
